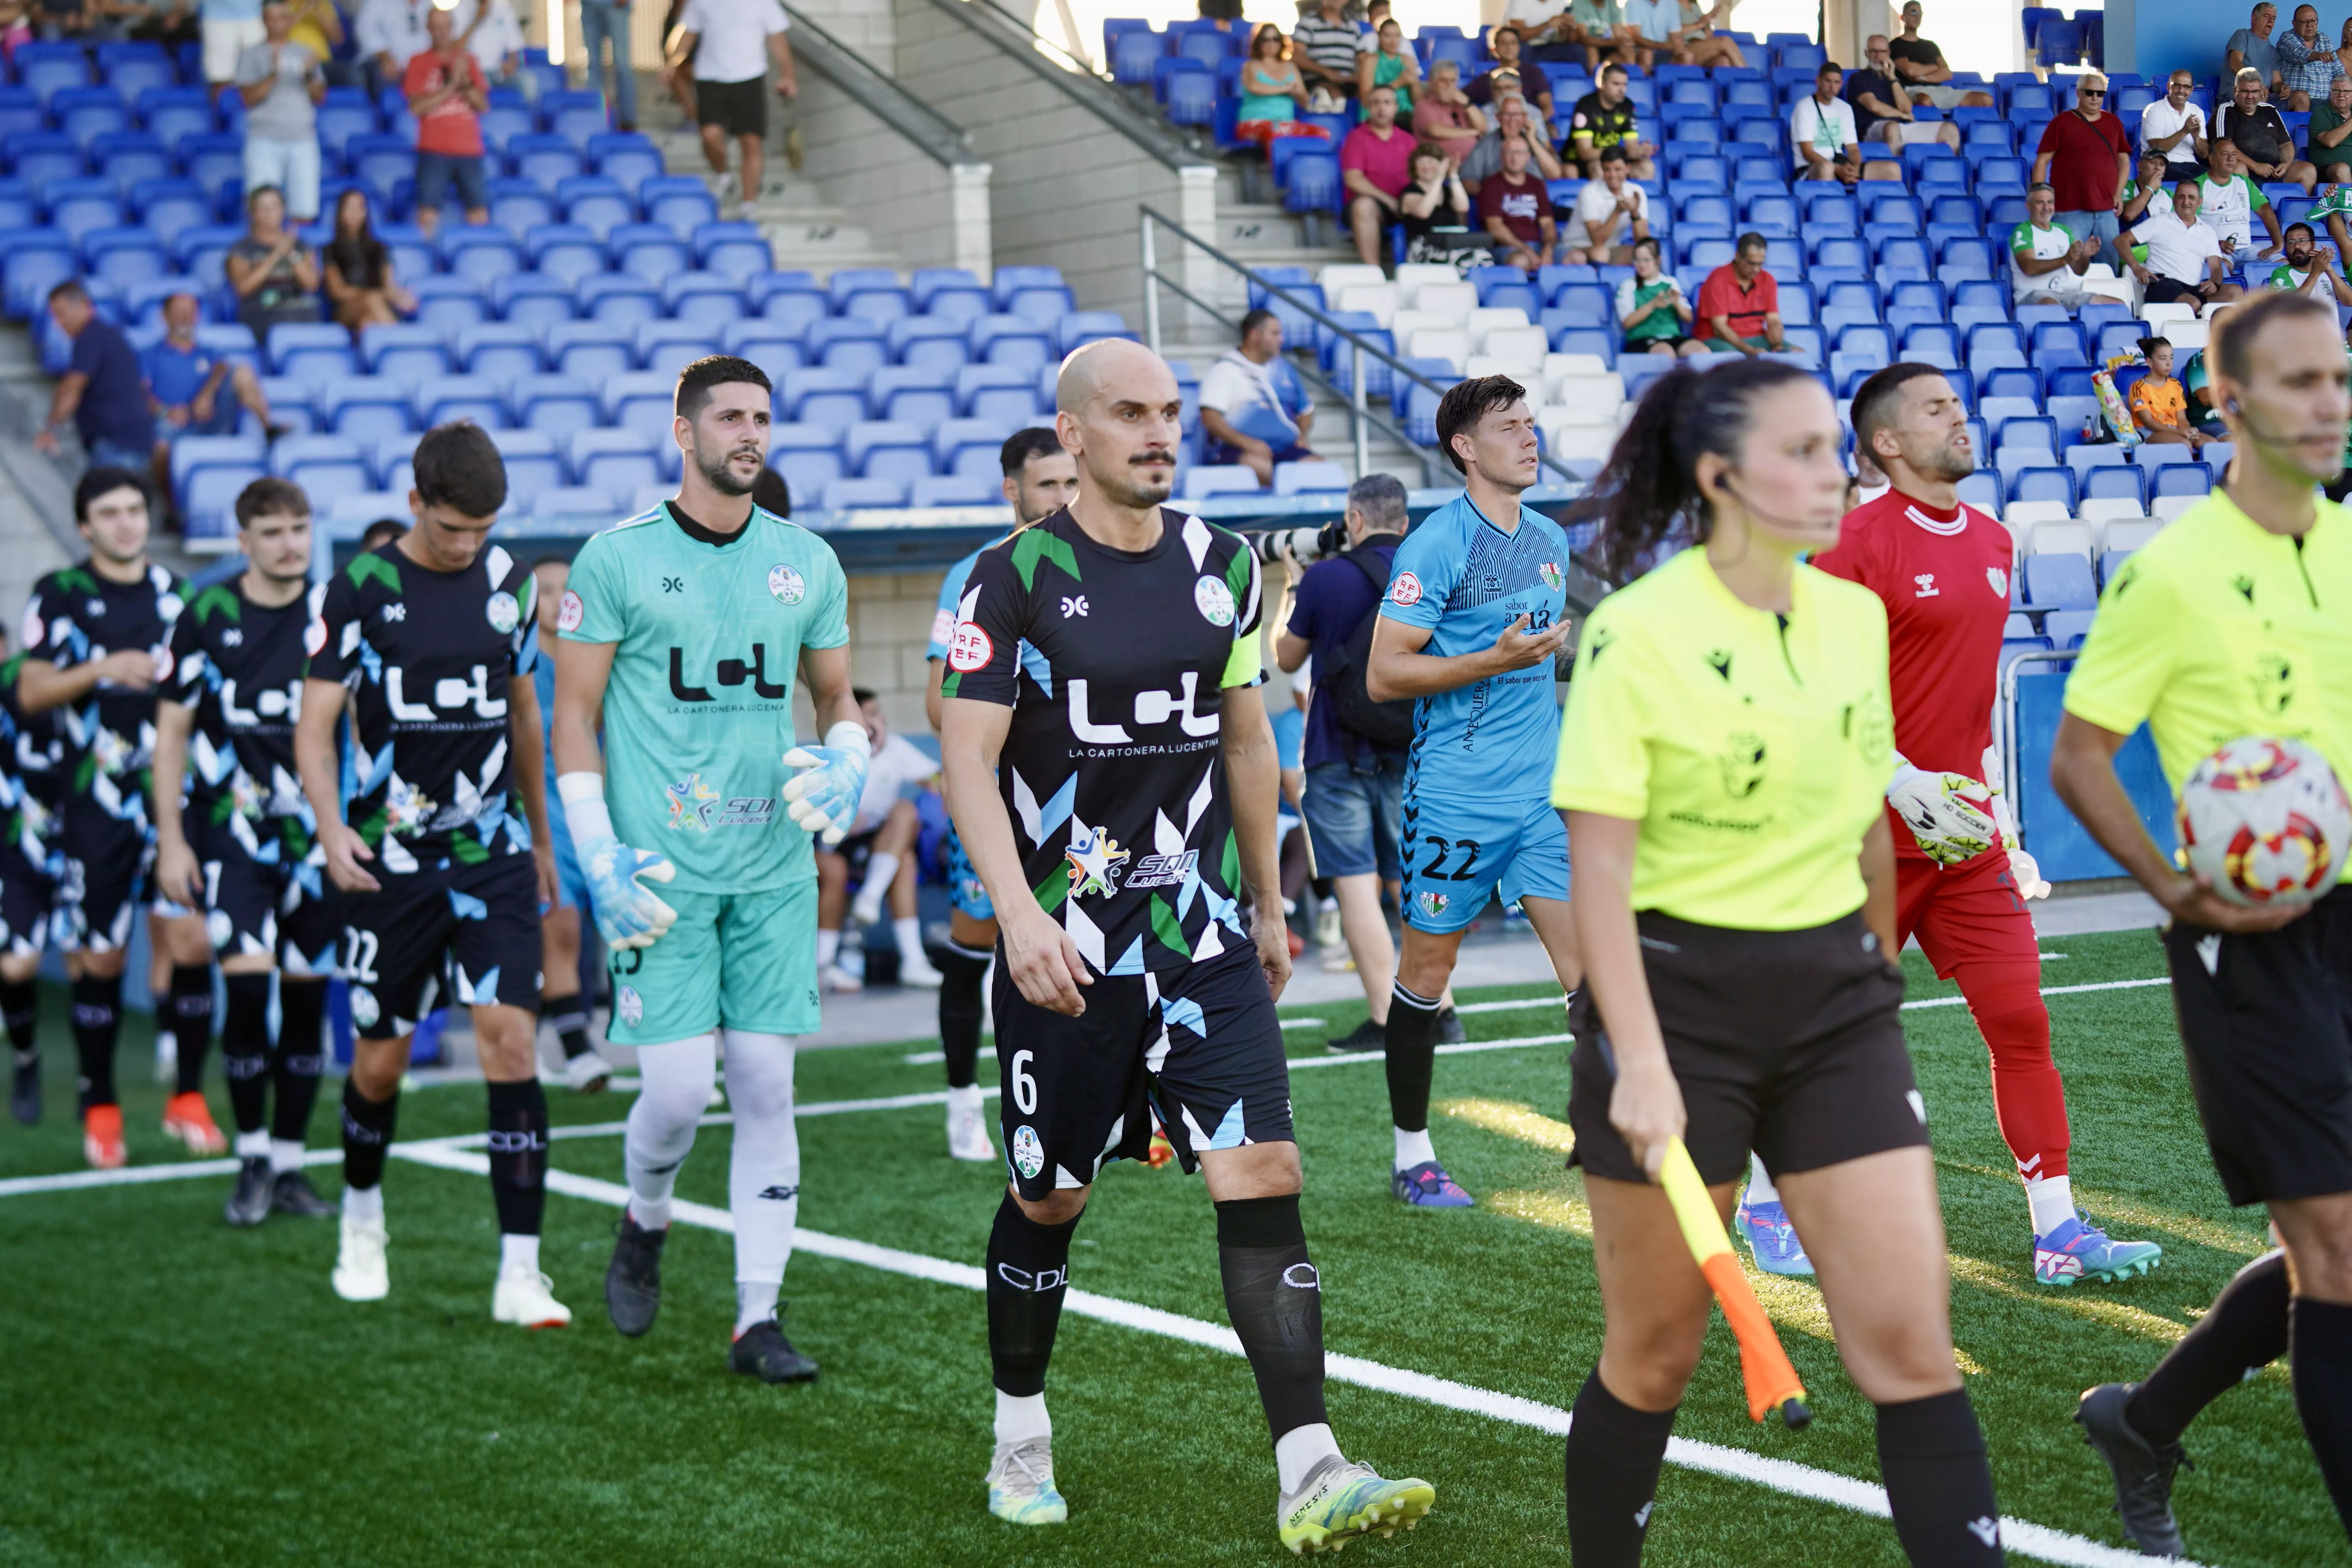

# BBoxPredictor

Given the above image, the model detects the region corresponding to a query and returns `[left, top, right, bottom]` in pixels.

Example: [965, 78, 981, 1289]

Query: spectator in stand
[2009, 181, 2098, 306]
[199, 0, 264, 83]
[355, 0, 424, 98]
[2116, 179, 2242, 312]
[2264, 220, 2352, 303]
[281, 0, 347, 84]
[2274, 4, 2342, 110]
[321, 188, 416, 333]
[1459, 93, 1562, 194]
[1505, 0, 1620, 69]
[2118, 147, 2175, 234]
[1655, 0, 1743, 68]
[404, 6, 489, 237]
[671, 0, 796, 221]
[1399, 141, 1483, 267]
[1695, 232, 1785, 356]
[2226, 2, 2283, 98]
[1411, 58, 1486, 165]
[1559, 142, 1645, 263]
[143, 291, 283, 502]
[1618, 234, 1704, 357]
[1198, 309, 1316, 488]
[225, 185, 323, 339]
[1468, 26, 1552, 129]
[1340, 82, 1415, 265]
[456, 0, 525, 91]
[2217, 65, 2318, 191]
[577, 0, 635, 127]
[1887, 3, 1992, 109]
[235, 0, 326, 225]
[2128, 338, 2218, 451]
[1239, 24, 1309, 128]
[1568, 62, 1653, 178]
[2194, 138, 2285, 259]
[2309, 71, 2352, 182]
[1356, 17, 1417, 115]
[2141, 69, 2210, 184]
[1292, 0, 1361, 109]
[2033, 72, 2131, 250]
[1847, 35, 1961, 159]
[1477, 132, 1556, 272]
[37, 282, 157, 475]
[1792, 61, 1870, 187]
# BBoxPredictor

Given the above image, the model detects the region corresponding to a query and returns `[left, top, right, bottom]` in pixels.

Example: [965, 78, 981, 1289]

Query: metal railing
[921, 0, 1214, 173]
[1998, 644, 2080, 851]
[781, 2, 985, 169]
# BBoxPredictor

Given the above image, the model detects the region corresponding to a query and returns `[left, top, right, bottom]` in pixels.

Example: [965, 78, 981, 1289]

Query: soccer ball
[2177, 737, 2352, 907]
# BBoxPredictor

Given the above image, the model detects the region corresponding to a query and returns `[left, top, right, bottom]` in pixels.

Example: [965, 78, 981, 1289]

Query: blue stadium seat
[1181, 465, 1260, 501]
[321, 381, 417, 442]
[480, 104, 535, 156]
[358, 323, 453, 384]
[557, 174, 634, 239]
[769, 425, 845, 497]
[599, 372, 675, 442]
[807, 316, 887, 374]
[486, 179, 557, 234]
[136, 85, 212, 146]
[747, 273, 826, 334]
[578, 272, 661, 325]
[267, 322, 355, 381]
[817, 476, 907, 509]
[934, 417, 1013, 478]
[848, 420, 935, 484]
[87, 131, 166, 187]
[82, 228, 164, 290]
[524, 223, 606, 286]
[345, 134, 415, 198]
[529, 485, 616, 519]
[506, 133, 584, 186]
[589, 132, 663, 196]
[782, 368, 868, 428]
[888, 315, 971, 372]
[315, 90, 378, 157]
[720, 320, 806, 388]
[2153, 462, 2212, 498]
[568, 428, 659, 493]
[993, 265, 1069, 309]
[694, 221, 772, 281]
[16, 44, 91, 105]
[909, 474, 1000, 507]
[1111, 25, 1164, 85]
[2022, 551, 2097, 607]
[613, 223, 691, 283]
[1056, 311, 1131, 354]
[2080, 463, 2146, 507]
[487, 426, 564, 491]
[540, 89, 610, 147]
[952, 363, 1039, 423]
[419, 376, 509, 430]
[546, 321, 635, 379]
[2008, 465, 2076, 508]
[513, 374, 603, 438]
[635, 323, 717, 378]
[490, 271, 576, 326]
[443, 228, 524, 289]
[870, 366, 955, 426]
[271, 434, 370, 500]
[662, 271, 742, 328]
[641, 175, 717, 240]
[970, 314, 1055, 368]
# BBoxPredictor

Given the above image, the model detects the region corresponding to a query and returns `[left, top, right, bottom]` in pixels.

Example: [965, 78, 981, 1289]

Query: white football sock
[893, 915, 926, 962]
[1745, 1152, 1780, 1205]
[995, 1390, 1051, 1446]
[236, 1128, 269, 1160]
[815, 928, 840, 969]
[947, 1082, 984, 1113]
[624, 1033, 717, 1232]
[500, 1233, 540, 1274]
[736, 1279, 780, 1336]
[2026, 1173, 2076, 1238]
[855, 853, 899, 925]
[269, 1137, 305, 1174]
[725, 1028, 800, 1322]
[343, 1183, 383, 1224]
[1276, 1423, 1343, 1494]
[1393, 1126, 1436, 1170]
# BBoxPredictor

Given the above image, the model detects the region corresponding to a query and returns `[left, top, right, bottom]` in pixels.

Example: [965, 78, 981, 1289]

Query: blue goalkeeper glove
[782, 721, 871, 846]
[559, 773, 678, 950]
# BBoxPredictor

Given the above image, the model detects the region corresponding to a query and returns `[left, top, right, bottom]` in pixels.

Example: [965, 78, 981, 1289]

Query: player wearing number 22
[938, 339, 1431, 1552]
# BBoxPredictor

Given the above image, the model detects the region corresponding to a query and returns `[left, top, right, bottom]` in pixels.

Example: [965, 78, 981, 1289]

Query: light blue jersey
[1378, 494, 1572, 801]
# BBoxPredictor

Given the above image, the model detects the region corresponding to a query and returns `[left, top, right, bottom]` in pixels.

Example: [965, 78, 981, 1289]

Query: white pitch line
[1432, 976, 2171, 1019]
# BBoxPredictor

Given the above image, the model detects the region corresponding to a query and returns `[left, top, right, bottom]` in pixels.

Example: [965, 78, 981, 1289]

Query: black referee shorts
[695, 76, 768, 139]
[2164, 884, 2352, 1207]
[1569, 909, 1930, 1186]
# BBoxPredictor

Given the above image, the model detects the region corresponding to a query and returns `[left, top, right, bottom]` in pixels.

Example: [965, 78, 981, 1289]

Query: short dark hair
[852, 686, 878, 706]
[74, 465, 146, 521]
[1000, 425, 1066, 477]
[1601, 62, 1627, 80]
[2211, 287, 2337, 383]
[753, 466, 791, 517]
[1849, 363, 1951, 460]
[47, 278, 86, 307]
[526, 552, 570, 572]
[410, 421, 507, 519]
[1238, 307, 1278, 341]
[675, 354, 774, 422]
[234, 476, 309, 527]
[245, 182, 283, 211]
[359, 517, 408, 550]
[1632, 234, 1662, 261]
[1491, 22, 1521, 42]
[1434, 374, 1528, 475]
[1736, 231, 1768, 256]
[1598, 143, 1628, 165]
[2288, 221, 2316, 241]
[1818, 59, 1844, 76]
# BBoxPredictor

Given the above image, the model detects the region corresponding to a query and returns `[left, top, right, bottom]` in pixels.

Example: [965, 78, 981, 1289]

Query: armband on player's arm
[1885, 750, 1998, 869]
[1980, 743, 2050, 899]
[782, 720, 871, 846]
[559, 771, 678, 949]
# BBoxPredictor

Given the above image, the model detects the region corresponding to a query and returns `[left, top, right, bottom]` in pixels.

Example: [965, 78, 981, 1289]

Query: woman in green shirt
[1615, 236, 1704, 357]
[1356, 17, 1417, 115]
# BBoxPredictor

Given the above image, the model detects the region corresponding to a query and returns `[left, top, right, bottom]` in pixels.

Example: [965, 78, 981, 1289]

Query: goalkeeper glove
[1979, 748, 2050, 899]
[1886, 760, 1998, 868]
[783, 720, 871, 846]
[559, 773, 679, 949]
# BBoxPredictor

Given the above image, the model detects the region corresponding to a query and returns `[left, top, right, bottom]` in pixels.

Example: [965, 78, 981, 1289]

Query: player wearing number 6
[552, 355, 862, 1386]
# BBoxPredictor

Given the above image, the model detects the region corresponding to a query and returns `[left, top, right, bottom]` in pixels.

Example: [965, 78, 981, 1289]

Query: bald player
[937, 339, 1434, 1550]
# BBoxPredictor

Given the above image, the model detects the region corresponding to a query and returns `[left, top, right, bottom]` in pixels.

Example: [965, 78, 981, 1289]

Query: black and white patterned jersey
[0, 650, 62, 866]
[167, 577, 323, 867]
[20, 560, 183, 831]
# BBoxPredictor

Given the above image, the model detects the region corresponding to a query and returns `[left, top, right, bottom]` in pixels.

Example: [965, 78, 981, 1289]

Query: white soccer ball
[2177, 737, 2352, 907]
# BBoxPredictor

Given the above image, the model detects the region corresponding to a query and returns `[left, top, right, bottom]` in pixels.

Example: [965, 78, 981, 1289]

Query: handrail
[1998, 644, 2080, 849]
[918, 0, 1214, 172]
[781, 1, 985, 168]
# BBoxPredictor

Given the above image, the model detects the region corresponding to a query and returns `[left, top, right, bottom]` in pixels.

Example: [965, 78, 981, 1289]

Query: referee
[2051, 286, 2352, 1546]
[1552, 360, 2004, 1566]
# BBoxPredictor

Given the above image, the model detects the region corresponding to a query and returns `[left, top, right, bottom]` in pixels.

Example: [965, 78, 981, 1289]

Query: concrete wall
[793, 76, 996, 276]
[788, 569, 949, 740]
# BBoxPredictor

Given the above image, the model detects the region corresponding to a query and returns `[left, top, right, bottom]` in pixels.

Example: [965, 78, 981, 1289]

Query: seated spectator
[1238, 24, 1308, 128]
[2009, 181, 2098, 306]
[2227, 2, 2282, 98]
[1655, 0, 1744, 67]
[1887, 2, 1993, 109]
[1399, 142, 1485, 267]
[1848, 36, 1960, 160]
[1792, 61, 1871, 187]
[2141, 69, 2210, 184]
[2118, 149, 2174, 232]
[1411, 58, 1486, 164]
[1468, 26, 1553, 129]
[1478, 132, 1556, 272]
[36, 281, 156, 474]
[2263, 220, 2352, 302]
[1568, 62, 1654, 179]
[1559, 142, 1646, 263]
[225, 185, 323, 340]
[2310, 72, 2352, 182]
[1340, 83, 1415, 266]
[1562, 0, 1636, 69]
[1460, 94, 1563, 194]
[813, 688, 944, 992]
[1618, 234, 1705, 357]
[323, 189, 417, 333]
[1291, 0, 1360, 111]
[1356, 17, 1417, 114]
[2194, 138, 2285, 259]
[2117, 180, 2242, 313]
[1503, 0, 1609, 67]
[143, 291, 284, 497]
[236, 0, 326, 225]
[1198, 309, 1316, 488]
[1695, 232, 1786, 356]
[2034, 73, 2131, 248]
[2274, 4, 2340, 111]
[456, 0, 525, 91]
[405, 4, 491, 237]
[2129, 338, 2217, 450]
[2217, 65, 2317, 192]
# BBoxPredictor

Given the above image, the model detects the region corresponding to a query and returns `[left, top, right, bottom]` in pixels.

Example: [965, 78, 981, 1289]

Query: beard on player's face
[693, 439, 763, 497]
[1087, 446, 1176, 508]
[1897, 426, 1976, 483]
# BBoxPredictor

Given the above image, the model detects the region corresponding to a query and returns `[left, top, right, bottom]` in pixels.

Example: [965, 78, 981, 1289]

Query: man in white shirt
[452, 0, 524, 89]
[669, 0, 798, 220]
[1791, 60, 1869, 185]
[2116, 179, 2245, 312]
[2009, 181, 2098, 304]
[815, 689, 943, 990]
[2140, 70, 2209, 184]
[1560, 142, 1648, 262]
[2193, 137, 2285, 258]
[1199, 309, 1318, 487]
[354, 0, 425, 97]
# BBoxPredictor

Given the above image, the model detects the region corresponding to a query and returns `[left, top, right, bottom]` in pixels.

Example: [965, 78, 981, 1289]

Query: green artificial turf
[0, 928, 2336, 1567]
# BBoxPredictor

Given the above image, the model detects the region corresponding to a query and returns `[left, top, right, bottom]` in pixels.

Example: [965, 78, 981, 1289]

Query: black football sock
[1216, 1193, 1330, 1442]
[2127, 1249, 2290, 1448]
[220, 973, 273, 1138]
[985, 1191, 1080, 1396]
[169, 963, 214, 1095]
[272, 980, 330, 1146]
[1563, 1367, 1677, 1566]
[937, 942, 991, 1091]
[339, 1076, 399, 1191]
[1875, 1388, 2005, 1564]
[70, 972, 122, 1111]
[486, 1078, 550, 1237]
[542, 991, 591, 1062]
[2291, 1296, 2352, 1536]
[1, 976, 37, 1066]
[1383, 982, 1442, 1136]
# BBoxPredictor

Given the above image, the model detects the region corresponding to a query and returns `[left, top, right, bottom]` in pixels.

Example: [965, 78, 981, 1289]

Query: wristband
[558, 770, 613, 846]
[822, 719, 871, 761]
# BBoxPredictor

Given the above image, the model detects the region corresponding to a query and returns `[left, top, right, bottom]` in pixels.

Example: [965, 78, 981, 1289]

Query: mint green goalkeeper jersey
[558, 502, 849, 893]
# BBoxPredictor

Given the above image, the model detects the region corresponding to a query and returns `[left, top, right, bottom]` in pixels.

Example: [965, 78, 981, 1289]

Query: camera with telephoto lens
[1249, 521, 1352, 564]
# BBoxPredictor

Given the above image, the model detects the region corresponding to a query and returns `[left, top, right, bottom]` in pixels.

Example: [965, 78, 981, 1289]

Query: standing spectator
[1399, 142, 1482, 267]
[2217, 65, 2318, 191]
[37, 282, 157, 474]
[1468, 25, 1552, 128]
[1558, 142, 1646, 263]
[2225, 2, 2282, 96]
[1355, 17, 1416, 114]
[1477, 132, 1556, 272]
[404, 7, 489, 236]
[354, 0, 424, 98]
[1411, 58, 1485, 164]
[1291, 0, 1359, 110]
[321, 188, 416, 333]
[1695, 232, 1785, 356]
[1618, 235, 1704, 357]
[1847, 36, 1961, 158]
[1459, 93, 1561, 194]
[2310, 71, 2352, 182]
[2194, 138, 2285, 258]
[1198, 309, 1316, 487]
[1886, 2, 1991, 109]
[2115, 180, 2242, 312]
[2009, 181, 2098, 306]
[234, 0, 325, 225]
[1238, 23, 1308, 130]
[225, 185, 323, 338]
[142, 291, 283, 501]
[1568, 62, 1653, 178]
[1791, 60, 1870, 186]
[2141, 69, 2210, 183]
[2033, 72, 2131, 250]
[1273, 473, 1412, 1057]
[2274, 4, 2341, 110]
[577, 0, 635, 127]
[455, 0, 525, 92]
[671, 0, 796, 221]
[1340, 83, 1414, 265]
[283, 0, 347, 85]
[200, 0, 264, 84]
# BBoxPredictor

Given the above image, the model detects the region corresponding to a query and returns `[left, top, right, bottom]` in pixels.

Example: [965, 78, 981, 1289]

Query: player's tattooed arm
[940, 693, 1093, 1017]
[150, 697, 203, 907]
[1365, 610, 1573, 701]
[295, 675, 380, 893]
[1219, 681, 1293, 1004]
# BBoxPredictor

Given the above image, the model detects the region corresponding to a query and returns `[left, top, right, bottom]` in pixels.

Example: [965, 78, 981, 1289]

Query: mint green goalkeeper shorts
[603, 878, 821, 1045]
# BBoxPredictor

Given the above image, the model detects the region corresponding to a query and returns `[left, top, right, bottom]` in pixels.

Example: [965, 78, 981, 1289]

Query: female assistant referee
[1551, 359, 2006, 1565]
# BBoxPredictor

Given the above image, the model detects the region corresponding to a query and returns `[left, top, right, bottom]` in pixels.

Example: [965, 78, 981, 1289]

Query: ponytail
[1591, 359, 1817, 583]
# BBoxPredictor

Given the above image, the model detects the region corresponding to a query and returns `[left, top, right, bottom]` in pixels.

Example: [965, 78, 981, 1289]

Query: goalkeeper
[1748, 363, 2160, 1289]
[550, 356, 866, 1385]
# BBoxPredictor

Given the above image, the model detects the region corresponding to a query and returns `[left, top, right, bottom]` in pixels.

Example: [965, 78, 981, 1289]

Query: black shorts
[695, 75, 768, 139]
[339, 852, 543, 1039]
[190, 817, 341, 975]
[54, 799, 151, 953]
[993, 943, 1294, 1201]
[2163, 884, 2352, 1207]
[2143, 276, 2209, 307]
[1569, 909, 1929, 1185]
[0, 845, 51, 957]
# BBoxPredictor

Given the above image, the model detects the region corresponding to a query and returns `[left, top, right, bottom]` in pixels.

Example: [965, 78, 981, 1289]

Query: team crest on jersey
[1985, 566, 2009, 598]
[383, 777, 437, 835]
[1417, 891, 1448, 918]
[1064, 824, 1130, 898]
[1539, 562, 1563, 593]
[1194, 575, 1235, 627]
[1718, 732, 1768, 798]
[556, 590, 584, 632]
[1388, 571, 1423, 607]
[348, 985, 379, 1029]
[947, 620, 993, 672]
[485, 592, 520, 635]
[929, 607, 955, 645]
[768, 564, 806, 605]
[1011, 1125, 1045, 1180]
[617, 984, 643, 1027]
[665, 771, 720, 830]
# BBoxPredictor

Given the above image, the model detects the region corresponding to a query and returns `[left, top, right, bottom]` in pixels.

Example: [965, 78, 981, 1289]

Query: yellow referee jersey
[1552, 548, 1897, 930]
[2063, 494, 2352, 887]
